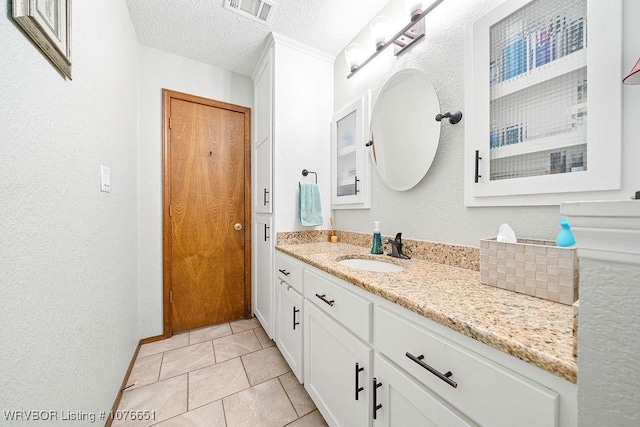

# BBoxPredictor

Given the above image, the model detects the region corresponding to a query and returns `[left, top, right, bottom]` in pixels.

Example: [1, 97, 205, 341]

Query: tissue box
[480, 237, 578, 305]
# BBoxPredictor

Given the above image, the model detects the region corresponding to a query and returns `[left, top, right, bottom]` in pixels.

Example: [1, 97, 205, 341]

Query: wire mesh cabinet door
[465, 0, 622, 206]
[331, 94, 371, 209]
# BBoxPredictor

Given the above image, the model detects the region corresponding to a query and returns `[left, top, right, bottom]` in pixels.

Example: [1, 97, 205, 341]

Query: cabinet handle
[315, 293, 335, 306]
[278, 269, 290, 276]
[406, 352, 458, 388]
[474, 150, 482, 183]
[292, 306, 300, 330]
[354, 362, 365, 400]
[263, 188, 270, 205]
[264, 224, 270, 241]
[372, 377, 382, 420]
[354, 176, 360, 194]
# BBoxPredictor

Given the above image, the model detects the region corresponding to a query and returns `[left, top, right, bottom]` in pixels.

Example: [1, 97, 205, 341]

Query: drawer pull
[292, 306, 300, 330]
[355, 362, 364, 400]
[372, 377, 382, 419]
[315, 293, 335, 306]
[278, 268, 290, 276]
[406, 352, 457, 388]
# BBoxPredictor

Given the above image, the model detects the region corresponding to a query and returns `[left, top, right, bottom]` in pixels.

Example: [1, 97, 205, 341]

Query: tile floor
[114, 318, 328, 427]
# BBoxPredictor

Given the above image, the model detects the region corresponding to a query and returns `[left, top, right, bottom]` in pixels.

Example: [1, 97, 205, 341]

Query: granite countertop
[276, 241, 577, 384]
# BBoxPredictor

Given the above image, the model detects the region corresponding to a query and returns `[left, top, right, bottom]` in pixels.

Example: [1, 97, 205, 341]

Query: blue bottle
[371, 221, 383, 254]
[556, 217, 576, 247]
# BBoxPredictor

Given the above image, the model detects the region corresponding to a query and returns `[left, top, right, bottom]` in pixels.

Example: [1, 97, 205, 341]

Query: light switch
[101, 165, 111, 193]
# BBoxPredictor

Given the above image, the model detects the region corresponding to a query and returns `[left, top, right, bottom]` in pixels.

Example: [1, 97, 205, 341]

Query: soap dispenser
[556, 217, 576, 247]
[371, 221, 383, 254]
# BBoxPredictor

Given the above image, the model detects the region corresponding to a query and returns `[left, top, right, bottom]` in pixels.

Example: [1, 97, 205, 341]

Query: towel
[298, 182, 323, 227]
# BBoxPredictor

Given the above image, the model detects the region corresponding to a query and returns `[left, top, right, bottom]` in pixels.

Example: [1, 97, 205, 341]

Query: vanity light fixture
[370, 16, 391, 51]
[344, 43, 364, 73]
[623, 58, 640, 85]
[346, 0, 446, 79]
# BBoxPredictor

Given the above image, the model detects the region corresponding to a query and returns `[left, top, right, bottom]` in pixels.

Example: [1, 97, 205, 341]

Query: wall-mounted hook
[435, 111, 463, 125]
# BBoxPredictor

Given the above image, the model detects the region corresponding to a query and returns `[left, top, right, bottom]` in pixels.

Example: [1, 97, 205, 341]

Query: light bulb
[370, 16, 391, 51]
[404, 0, 425, 21]
[344, 43, 363, 73]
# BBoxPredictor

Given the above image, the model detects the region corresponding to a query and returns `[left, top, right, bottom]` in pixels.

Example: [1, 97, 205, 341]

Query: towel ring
[301, 169, 317, 184]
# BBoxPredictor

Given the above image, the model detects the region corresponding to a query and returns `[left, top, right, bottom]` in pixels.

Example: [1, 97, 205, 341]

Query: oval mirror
[369, 69, 441, 191]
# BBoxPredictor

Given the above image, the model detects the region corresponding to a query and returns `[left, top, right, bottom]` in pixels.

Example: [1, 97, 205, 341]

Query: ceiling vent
[224, 0, 277, 25]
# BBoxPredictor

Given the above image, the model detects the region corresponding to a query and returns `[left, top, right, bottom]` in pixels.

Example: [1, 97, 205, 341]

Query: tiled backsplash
[277, 230, 480, 271]
[480, 237, 579, 305]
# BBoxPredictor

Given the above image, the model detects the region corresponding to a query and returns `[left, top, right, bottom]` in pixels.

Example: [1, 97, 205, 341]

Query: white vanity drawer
[304, 269, 372, 343]
[275, 253, 303, 293]
[374, 306, 559, 427]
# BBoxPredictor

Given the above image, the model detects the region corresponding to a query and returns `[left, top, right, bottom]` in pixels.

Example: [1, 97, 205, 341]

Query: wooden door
[163, 90, 251, 334]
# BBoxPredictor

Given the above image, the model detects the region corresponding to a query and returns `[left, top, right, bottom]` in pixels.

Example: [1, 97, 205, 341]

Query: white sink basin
[337, 258, 405, 273]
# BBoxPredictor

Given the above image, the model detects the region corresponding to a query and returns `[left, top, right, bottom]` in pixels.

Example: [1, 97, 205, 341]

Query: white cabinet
[275, 252, 305, 382]
[373, 354, 476, 427]
[254, 51, 272, 214]
[276, 279, 304, 382]
[464, 0, 622, 206]
[375, 305, 559, 427]
[304, 300, 372, 427]
[255, 140, 272, 213]
[331, 94, 371, 209]
[303, 269, 372, 342]
[251, 34, 333, 338]
[253, 216, 272, 336]
[284, 256, 576, 427]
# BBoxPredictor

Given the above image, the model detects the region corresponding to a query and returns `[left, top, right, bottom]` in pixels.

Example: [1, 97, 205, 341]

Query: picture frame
[12, 0, 72, 79]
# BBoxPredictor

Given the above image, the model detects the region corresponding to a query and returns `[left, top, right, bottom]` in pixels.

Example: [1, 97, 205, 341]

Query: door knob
[234, 223, 243, 231]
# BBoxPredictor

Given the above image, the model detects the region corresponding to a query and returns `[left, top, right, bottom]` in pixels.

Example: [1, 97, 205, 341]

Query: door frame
[162, 89, 252, 337]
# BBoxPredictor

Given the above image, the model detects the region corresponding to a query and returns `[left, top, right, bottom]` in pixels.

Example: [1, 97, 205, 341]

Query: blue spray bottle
[556, 217, 576, 247]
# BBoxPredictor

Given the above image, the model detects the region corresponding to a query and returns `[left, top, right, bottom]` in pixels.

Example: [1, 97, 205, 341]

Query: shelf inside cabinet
[337, 145, 356, 158]
[490, 125, 586, 159]
[491, 49, 587, 101]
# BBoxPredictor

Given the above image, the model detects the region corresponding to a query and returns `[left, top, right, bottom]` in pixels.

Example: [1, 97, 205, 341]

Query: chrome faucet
[386, 233, 411, 259]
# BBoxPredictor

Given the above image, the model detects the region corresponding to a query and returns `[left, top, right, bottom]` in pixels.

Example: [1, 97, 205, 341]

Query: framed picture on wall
[13, 0, 72, 79]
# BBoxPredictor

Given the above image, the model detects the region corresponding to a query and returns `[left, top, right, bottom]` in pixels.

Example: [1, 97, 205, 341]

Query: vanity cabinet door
[372, 354, 476, 427]
[304, 300, 372, 427]
[276, 279, 303, 382]
[254, 217, 273, 337]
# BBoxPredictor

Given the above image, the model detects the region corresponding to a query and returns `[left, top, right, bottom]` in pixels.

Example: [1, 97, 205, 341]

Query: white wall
[272, 36, 334, 232]
[563, 200, 640, 425]
[333, 0, 640, 246]
[0, 0, 140, 420]
[137, 46, 253, 338]
[578, 258, 640, 425]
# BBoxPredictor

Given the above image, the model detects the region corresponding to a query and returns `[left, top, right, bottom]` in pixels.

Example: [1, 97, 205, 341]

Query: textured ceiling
[126, 0, 392, 76]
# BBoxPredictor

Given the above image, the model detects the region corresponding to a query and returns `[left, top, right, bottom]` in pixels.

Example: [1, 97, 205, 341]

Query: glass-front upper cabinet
[331, 93, 371, 209]
[465, 0, 622, 206]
